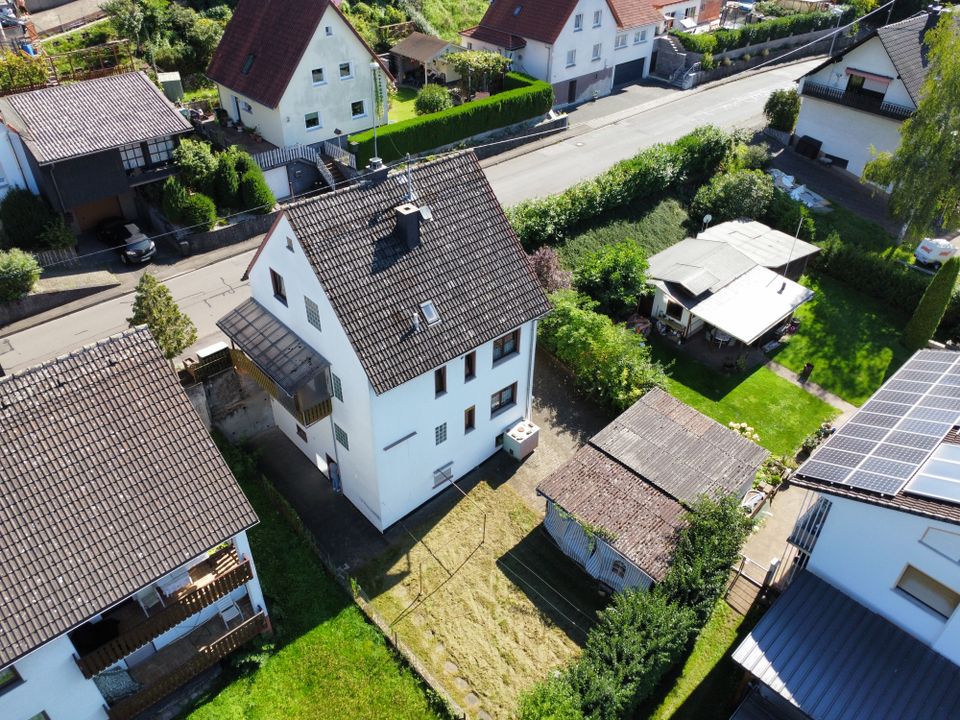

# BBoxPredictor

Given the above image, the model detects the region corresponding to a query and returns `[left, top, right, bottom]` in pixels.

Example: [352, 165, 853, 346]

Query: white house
[0, 123, 36, 199]
[217, 151, 550, 532]
[793, 10, 939, 178]
[730, 348, 960, 720]
[206, 0, 390, 150]
[0, 328, 268, 720]
[459, 0, 662, 105]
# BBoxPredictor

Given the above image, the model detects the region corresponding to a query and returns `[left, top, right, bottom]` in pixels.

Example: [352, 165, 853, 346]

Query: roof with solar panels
[793, 349, 960, 525]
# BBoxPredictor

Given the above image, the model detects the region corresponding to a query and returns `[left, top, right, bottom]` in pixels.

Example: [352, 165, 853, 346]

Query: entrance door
[326, 454, 342, 493]
[567, 80, 577, 104]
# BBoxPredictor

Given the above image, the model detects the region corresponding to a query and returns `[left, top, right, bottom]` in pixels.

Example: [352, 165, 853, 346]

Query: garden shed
[537, 388, 767, 593]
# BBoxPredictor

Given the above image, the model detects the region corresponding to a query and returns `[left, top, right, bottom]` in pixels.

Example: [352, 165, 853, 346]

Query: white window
[147, 137, 174, 164]
[305, 111, 322, 131]
[684, 5, 696, 18]
[241, 101, 253, 113]
[339, 62, 352, 79]
[592, 43, 602, 61]
[615, 33, 627, 49]
[351, 100, 366, 118]
[311, 67, 325, 84]
[119, 143, 145, 171]
[334, 423, 349, 450]
[634, 29, 647, 43]
[896, 565, 960, 619]
[592, 9, 602, 26]
[304, 297, 321, 330]
[332, 373, 343, 402]
[573, 12, 583, 30]
[566, 49, 576, 67]
[435, 422, 447, 445]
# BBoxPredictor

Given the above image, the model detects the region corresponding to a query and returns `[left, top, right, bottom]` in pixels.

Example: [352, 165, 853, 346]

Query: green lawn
[773, 274, 911, 406]
[389, 87, 419, 123]
[184, 470, 443, 720]
[811, 204, 897, 253]
[652, 340, 839, 457]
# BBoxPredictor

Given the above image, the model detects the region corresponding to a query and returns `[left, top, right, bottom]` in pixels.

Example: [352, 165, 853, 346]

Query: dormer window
[420, 300, 440, 326]
[241, 54, 255, 75]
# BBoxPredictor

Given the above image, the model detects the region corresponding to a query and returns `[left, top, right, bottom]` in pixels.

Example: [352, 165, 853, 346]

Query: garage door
[263, 166, 290, 200]
[614, 58, 646, 86]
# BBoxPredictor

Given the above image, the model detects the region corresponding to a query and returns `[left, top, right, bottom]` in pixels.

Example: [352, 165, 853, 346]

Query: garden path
[765, 359, 857, 424]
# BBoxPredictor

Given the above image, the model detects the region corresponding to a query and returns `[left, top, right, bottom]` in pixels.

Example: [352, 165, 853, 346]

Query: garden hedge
[671, 9, 853, 53]
[349, 72, 553, 165]
[905, 257, 960, 351]
[0, 248, 41, 302]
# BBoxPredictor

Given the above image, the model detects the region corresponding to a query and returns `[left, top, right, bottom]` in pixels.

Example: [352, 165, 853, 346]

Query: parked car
[95, 217, 157, 264]
[914, 237, 956, 269]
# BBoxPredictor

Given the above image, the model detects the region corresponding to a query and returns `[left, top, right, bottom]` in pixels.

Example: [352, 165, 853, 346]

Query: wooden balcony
[107, 603, 267, 720]
[230, 348, 333, 426]
[801, 80, 914, 121]
[74, 547, 253, 678]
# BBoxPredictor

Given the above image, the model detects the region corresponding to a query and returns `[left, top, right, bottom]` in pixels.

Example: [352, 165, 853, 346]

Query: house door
[567, 80, 577, 104]
[326, 454, 342, 494]
[233, 94, 241, 121]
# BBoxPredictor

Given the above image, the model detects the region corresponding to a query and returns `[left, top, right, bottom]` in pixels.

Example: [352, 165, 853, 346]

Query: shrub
[764, 88, 801, 132]
[517, 675, 584, 720]
[0, 248, 41, 301]
[161, 176, 189, 223]
[691, 170, 775, 223]
[742, 52, 753, 62]
[574, 240, 650, 318]
[0, 189, 59, 250]
[414, 83, 453, 115]
[528, 246, 572, 292]
[239, 170, 276, 214]
[233, 150, 259, 176]
[36, 216, 75, 249]
[672, 10, 851, 53]
[350, 72, 553, 165]
[213, 152, 240, 209]
[173, 138, 218, 194]
[701, 51, 715, 71]
[765, 188, 815, 240]
[180, 191, 218, 229]
[729, 142, 771, 171]
[128, 273, 197, 359]
[0, 52, 48, 93]
[904, 256, 960, 351]
[539, 290, 666, 409]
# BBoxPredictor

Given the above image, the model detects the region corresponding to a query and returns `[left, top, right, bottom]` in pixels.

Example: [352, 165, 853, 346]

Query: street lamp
[369, 61, 382, 169]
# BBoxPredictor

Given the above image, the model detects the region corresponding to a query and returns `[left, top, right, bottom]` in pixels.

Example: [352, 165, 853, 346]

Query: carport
[390, 31, 462, 86]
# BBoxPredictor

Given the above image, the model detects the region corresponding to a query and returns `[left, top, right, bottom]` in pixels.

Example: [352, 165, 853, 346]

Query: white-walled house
[731, 348, 960, 720]
[218, 152, 550, 532]
[460, 0, 661, 105]
[793, 11, 938, 178]
[207, 0, 390, 150]
[0, 328, 268, 720]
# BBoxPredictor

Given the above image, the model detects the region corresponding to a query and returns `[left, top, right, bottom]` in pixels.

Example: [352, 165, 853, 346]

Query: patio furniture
[216, 597, 242, 627]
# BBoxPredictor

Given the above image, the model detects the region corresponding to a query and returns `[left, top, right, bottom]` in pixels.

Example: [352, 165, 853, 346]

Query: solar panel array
[798, 350, 960, 497]
[905, 443, 960, 503]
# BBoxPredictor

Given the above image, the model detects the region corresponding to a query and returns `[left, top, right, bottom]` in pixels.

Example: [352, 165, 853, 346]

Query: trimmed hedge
[239, 170, 276, 214]
[905, 257, 960, 351]
[161, 177, 217, 230]
[671, 9, 853, 53]
[349, 72, 553, 165]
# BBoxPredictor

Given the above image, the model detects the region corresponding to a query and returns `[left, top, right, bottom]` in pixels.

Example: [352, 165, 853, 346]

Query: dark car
[95, 217, 157, 264]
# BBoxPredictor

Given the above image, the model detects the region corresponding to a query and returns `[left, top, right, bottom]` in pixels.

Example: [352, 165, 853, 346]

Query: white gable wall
[801, 36, 915, 108]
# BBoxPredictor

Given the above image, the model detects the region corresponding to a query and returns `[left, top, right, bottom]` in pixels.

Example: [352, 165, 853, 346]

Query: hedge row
[671, 9, 852, 53]
[349, 72, 553, 166]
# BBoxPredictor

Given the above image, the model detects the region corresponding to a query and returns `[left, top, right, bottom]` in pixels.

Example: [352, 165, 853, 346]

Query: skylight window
[241, 54, 255, 75]
[420, 301, 440, 326]
[513, 5, 522, 15]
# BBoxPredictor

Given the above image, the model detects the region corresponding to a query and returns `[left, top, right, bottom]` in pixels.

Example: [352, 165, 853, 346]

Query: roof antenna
[405, 154, 417, 203]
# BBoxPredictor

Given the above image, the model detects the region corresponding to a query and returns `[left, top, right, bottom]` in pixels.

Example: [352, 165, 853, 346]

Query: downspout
[48, 163, 66, 216]
[545, 45, 553, 89]
[525, 319, 538, 419]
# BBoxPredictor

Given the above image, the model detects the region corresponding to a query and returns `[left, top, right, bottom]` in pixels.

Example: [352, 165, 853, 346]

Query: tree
[213, 152, 240, 210]
[0, 248, 41, 301]
[128, 273, 197, 360]
[528, 246, 572, 292]
[239, 170, 276, 214]
[173, 138, 218, 194]
[574, 240, 650, 318]
[863, 16, 960, 238]
[447, 49, 511, 93]
[102, 0, 144, 46]
[414, 83, 452, 115]
[691, 169, 774, 224]
[0, 189, 59, 250]
[904, 256, 960, 351]
[763, 88, 801, 132]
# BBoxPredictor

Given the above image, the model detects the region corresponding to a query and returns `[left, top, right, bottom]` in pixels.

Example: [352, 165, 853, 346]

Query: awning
[217, 298, 329, 396]
[846, 67, 893, 85]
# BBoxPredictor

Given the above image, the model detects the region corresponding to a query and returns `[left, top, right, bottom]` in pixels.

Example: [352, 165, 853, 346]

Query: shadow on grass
[650, 337, 765, 404]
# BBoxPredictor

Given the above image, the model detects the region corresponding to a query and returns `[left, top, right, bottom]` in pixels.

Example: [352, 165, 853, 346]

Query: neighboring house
[459, 0, 661, 105]
[389, 32, 463, 86]
[646, 220, 819, 347]
[207, 0, 391, 150]
[538, 388, 767, 592]
[730, 348, 960, 720]
[794, 10, 938, 178]
[217, 152, 549, 532]
[0, 328, 268, 720]
[0, 71, 192, 230]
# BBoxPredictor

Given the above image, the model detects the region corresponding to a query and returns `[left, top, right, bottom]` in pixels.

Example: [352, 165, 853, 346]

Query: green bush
[0, 52, 48, 93]
[517, 675, 584, 720]
[414, 83, 452, 115]
[233, 150, 259, 176]
[213, 152, 240, 209]
[701, 51, 715, 70]
[671, 9, 851, 53]
[574, 240, 651, 318]
[173, 138, 218, 194]
[764, 188, 815, 240]
[691, 169, 775, 223]
[37, 216, 75, 250]
[161, 176, 189, 224]
[764, 88, 801, 132]
[670, 30, 717, 54]
[904, 256, 960, 351]
[239, 170, 276, 214]
[539, 290, 665, 410]
[161, 176, 217, 229]
[0, 248, 41, 301]
[0, 189, 60, 251]
[349, 72, 553, 165]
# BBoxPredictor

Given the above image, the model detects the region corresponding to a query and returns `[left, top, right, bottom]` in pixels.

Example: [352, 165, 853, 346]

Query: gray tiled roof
[0, 328, 258, 668]
[280, 152, 550, 394]
[733, 570, 960, 720]
[877, 12, 938, 106]
[0, 71, 192, 164]
[390, 32, 453, 64]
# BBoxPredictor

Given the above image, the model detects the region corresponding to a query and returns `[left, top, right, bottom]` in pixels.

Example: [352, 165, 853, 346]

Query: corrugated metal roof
[390, 32, 454, 63]
[698, 220, 820, 270]
[733, 570, 960, 720]
[647, 239, 756, 296]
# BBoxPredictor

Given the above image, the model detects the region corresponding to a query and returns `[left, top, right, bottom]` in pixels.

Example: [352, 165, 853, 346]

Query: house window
[147, 137, 174, 164]
[334, 423, 349, 450]
[120, 142, 145, 171]
[286, 237, 294, 252]
[464, 351, 476, 381]
[896, 565, 960, 619]
[592, 9, 602, 26]
[491, 382, 517, 416]
[270, 269, 286, 304]
[332, 373, 343, 402]
[0, 665, 23, 696]
[492, 329, 519, 362]
[465, 406, 476, 432]
[467, 42, 473, 49]
[312, 67, 326, 84]
[684, 5, 696, 18]
[325, 25, 333, 36]
[339, 62, 353, 79]
[665, 299, 683, 321]
[296, 425, 307, 441]
[350, 100, 366, 118]
[566, 49, 576, 67]
[435, 366, 447, 396]
[435, 422, 447, 445]
[304, 297, 321, 330]
[433, 462, 453, 487]
[592, 43, 602, 61]
[615, 34, 627, 49]
[305, 111, 322, 131]
[574, 12, 583, 30]
[241, 101, 253, 113]
[634, 29, 647, 43]
[611, 560, 626, 578]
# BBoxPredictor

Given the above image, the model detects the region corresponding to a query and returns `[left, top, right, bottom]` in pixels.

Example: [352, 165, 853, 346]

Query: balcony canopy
[218, 298, 329, 396]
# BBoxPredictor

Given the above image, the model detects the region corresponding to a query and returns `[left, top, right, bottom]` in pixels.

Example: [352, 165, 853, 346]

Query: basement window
[241, 54, 255, 75]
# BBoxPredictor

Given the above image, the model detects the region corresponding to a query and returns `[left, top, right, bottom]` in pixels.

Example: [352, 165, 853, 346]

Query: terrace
[801, 79, 914, 121]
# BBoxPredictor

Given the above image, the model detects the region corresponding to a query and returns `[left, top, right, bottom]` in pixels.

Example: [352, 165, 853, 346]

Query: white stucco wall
[802, 35, 915, 108]
[0, 635, 106, 720]
[217, 87, 286, 146]
[807, 495, 960, 664]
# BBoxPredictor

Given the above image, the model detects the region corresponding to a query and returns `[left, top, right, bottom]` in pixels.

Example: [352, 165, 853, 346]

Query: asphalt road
[0, 60, 821, 374]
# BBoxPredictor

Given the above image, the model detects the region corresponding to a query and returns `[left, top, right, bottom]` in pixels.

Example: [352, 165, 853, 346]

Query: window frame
[611, 560, 626, 578]
[465, 405, 476, 432]
[435, 422, 448, 445]
[492, 329, 520, 364]
[634, 29, 647, 44]
[119, 142, 146, 171]
[592, 43, 602, 61]
[269, 269, 287, 305]
[339, 62, 353, 80]
[464, 351, 476, 381]
[895, 564, 960, 619]
[350, 100, 366, 118]
[435, 366, 447, 396]
[332, 373, 343, 402]
[0, 665, 23, 697]
[615, 33, 627, 49]
[573, 12, 583, 31]
[490, 382, 518, 417]
[334, 423, 350, 450]
[566, 49, 576, 67]
[592, 9, 602, 27]
[311, 67, 326, 85]
[304, 111, 322, 131]
[325, 25, 333, 36]
[665, 299, 684, 321]
[147, 136, 174, 164]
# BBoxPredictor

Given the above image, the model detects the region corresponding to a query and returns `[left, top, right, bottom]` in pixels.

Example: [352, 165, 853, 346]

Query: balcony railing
[76, 547, 253, 678]
[107, 610, 268, 720]
[801, 80, 914, 121]
[230, 348, 333, 426]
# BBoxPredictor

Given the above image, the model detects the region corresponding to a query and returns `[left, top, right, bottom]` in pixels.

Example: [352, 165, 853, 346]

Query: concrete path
[741, 481, 812, 574]
[28, 0, 104, 35]
[766, 359, 857, 424]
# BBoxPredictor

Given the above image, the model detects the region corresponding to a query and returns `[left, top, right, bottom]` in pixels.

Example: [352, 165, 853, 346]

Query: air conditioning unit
[503, 419, 540, 460]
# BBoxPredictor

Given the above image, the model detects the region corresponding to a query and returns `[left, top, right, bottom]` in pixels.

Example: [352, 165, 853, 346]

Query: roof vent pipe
[412, 312, 421, 332]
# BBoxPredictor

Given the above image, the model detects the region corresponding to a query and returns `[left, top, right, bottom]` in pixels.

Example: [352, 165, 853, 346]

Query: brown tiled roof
[539, 445, 687, 581]
[206, 0, 391, 109]
[469, 0, 581, 45]
[0, 328, 258, 668]
[0, 72, 191, 165]
[390, 31, 454, 63]
[261, 151, 550, 394]
[459, 25, 527, 50]
[607, 0, 663, 29]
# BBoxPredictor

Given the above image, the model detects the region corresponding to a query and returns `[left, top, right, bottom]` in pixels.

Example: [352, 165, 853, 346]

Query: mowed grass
[356, 479, 606, 719]
[773, 274, 911, 406]
[390, 86, 420, 123]
[184, 477, 442, 720]
[652, 340, 840, 456]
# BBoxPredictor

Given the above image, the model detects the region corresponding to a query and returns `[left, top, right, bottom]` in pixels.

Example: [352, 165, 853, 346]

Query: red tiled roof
[206, 0, 390, 109]
[470, 0, 581, 45]
[460, 25, 527, 50]
[607, 0, 663, 28]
